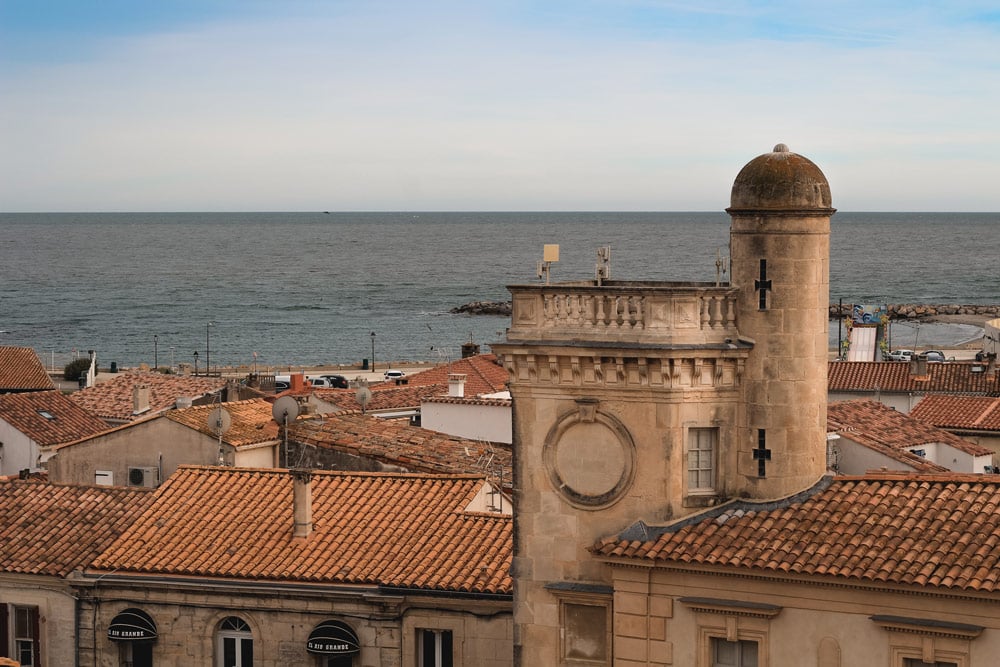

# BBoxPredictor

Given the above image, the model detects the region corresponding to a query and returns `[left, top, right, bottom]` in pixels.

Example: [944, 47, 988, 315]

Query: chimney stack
[448, 373, 467, 398]
[291, 468, 313, 538]
[132, 384, 151, 414]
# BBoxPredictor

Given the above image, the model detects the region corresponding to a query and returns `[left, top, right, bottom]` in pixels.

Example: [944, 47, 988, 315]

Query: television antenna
[536, 244, 559, 284]
[207, 407, 232, 466]
[272, 396, 300, 468]
[595, 245, 611, 285]
[715, 247, 730, 287]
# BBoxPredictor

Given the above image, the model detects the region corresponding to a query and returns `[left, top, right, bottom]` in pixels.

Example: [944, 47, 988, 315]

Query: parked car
[274, 380, 291, 392]
[887, 349, 913, 361]
[923, 350, 946, 362]
[310, 378, 333, 388]
[383, 369, 406, 382]
[319, 374, 349, 389]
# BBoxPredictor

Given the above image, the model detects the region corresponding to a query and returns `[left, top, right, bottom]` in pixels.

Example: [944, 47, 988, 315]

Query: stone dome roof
[728, 143, 833, 211]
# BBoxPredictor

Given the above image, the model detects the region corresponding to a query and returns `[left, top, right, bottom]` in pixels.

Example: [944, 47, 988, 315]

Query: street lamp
[370, 331, 376, 372]
[193, 351, 199, 376]
[153, 334, 158, 370]
[206, 322, 214, 377]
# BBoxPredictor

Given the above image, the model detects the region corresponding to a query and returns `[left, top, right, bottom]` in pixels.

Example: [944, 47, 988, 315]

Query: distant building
[827, 399, 992, 474]
[910, 393, 1000, 465]
[47, 398, 282, 487]
[0, 389, 109, 476]
[0, 346, 54, 394]
[828, 359, 1000, 413]
[68, 370, 227, 425]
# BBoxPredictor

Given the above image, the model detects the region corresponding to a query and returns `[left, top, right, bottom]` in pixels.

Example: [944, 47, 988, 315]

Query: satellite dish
[355, 386, 372, 413]
[207, 407, 232, 436]
[272, 396, 300, 425]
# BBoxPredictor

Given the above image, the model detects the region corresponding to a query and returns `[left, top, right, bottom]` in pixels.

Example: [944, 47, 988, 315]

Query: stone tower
[497, 144, 833, 666]
[727, 143, 835, 499]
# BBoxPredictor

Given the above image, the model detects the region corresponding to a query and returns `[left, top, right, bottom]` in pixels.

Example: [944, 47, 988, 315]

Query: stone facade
[73, 576, 512, 667]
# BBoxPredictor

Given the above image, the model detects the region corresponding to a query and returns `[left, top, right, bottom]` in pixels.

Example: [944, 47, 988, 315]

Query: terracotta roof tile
[595, 473, 1000, 593]
[91, 466, 512, 594]
[0, 479, 154, 577]
[0, 346, 55, 392]
[828, 400, 991, 458]
[290, 412, 512, 481]
[0, 390, 110, 446]
[165, 398, 279, 448]
[69, 371, 226, 422]
[384, 354, 509, 395]
[314, 383, 448, 411]
[828, 361, 1000, 395]
[910, 395, 1000, 432]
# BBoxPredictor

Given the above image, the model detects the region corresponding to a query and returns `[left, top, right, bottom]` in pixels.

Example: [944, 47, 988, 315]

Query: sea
[1, 212, 998, 371]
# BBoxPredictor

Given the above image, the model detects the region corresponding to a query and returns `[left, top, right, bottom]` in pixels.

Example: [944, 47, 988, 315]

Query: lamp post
[193, 351, 199, 376]
[206, 322, 214, 377]
[170, 347, 175, 372]
[153, 335, 158, 370]
[370, 331, 376, 372]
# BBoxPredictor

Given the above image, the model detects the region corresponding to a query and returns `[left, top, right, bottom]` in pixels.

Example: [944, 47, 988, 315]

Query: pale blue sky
[2, 1, 999, 211]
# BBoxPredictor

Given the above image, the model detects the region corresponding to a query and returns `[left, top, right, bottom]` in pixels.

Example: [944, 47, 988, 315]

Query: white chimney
[132, 384, 151, 414]
[291, 468, 313, 538]
[448, 373, 467, 398]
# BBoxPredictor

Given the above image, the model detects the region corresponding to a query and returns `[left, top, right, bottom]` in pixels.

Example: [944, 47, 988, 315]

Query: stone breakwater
[454, 301, 1000, 321]
[451, 301, 513, 316]
[829, 304, 1000, 320]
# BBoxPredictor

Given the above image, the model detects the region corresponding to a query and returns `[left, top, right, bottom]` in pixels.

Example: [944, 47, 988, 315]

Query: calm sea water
[1, 212, 997, 369]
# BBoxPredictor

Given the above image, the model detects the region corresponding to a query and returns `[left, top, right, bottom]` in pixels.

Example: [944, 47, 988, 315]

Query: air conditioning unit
[128, 466, 159, 488]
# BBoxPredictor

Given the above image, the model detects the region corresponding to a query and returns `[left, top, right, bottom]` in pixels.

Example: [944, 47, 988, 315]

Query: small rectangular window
[712, 638, 758, 667]
[418, 629, 453, 667]
[13, 606, 38, 667]
[688, 428, 718, 492]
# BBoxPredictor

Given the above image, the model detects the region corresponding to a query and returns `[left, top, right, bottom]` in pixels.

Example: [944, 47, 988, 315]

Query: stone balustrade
[506, 281, 741, 346]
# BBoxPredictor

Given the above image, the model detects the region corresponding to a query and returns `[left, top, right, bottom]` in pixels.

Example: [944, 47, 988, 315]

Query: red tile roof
[0, 346, 55, 392]
[165, 398, 279, 448]
[595, 473, 1000, 593]
[69, 371, 226, 422]
[387, 354, 509, 395]
[910, 395, 1000, 432]
[828, 400, 991, 458]
[0, 479, 154, 577]
[91, 466, 512, 594]
[314, 383, 448, 412]
[290, 412, 512, 481]
[828, 361, 1000, 395]
[0, 390, 110, 446]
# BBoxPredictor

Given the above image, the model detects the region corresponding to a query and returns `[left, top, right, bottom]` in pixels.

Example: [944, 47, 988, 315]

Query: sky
[2, 1, 999, 212]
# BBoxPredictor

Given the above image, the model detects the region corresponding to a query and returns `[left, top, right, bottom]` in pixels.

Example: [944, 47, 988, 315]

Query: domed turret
[728, 143, 833, 212]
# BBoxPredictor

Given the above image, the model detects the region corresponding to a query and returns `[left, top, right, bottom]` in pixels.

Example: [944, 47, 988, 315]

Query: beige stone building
[73, 466, 512, 667]
[496, 144, 1000, 666]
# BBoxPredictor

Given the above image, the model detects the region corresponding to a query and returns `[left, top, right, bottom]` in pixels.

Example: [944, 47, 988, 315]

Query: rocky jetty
[450, 300, 512, 316]
[828, 303, 1000, 320]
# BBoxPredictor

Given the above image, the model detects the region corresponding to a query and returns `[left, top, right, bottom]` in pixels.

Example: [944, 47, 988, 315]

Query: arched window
[216, 616, 253, 667]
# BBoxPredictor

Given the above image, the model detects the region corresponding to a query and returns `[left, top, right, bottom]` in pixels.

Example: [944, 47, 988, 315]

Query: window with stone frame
[217, 616, 253, 667]
[712, 638, 758, 667]
[417, 629, 453, 667]
[903, 661, 958, 667]
[560, 601, 610, 666]
[0, 604, 40, 667]
[687, 427, 718, 493]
